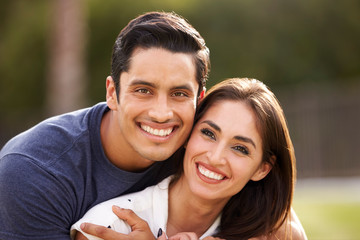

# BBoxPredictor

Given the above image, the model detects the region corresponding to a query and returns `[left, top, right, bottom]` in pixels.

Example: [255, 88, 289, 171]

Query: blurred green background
[1, 0, 360, 239]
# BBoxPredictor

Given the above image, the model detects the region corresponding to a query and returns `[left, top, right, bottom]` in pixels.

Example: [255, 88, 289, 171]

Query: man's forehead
[123, 47, 199, 91]
[128, 47, 196, 70]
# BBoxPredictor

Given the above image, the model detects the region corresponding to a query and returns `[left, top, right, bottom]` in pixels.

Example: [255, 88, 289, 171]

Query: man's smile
[140, 124, 174, 137]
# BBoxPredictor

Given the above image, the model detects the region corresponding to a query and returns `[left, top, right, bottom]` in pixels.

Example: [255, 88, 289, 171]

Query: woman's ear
[251, 155, 275, 181]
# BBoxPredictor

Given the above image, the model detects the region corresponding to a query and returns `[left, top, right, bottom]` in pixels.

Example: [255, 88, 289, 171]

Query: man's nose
[148, 95, 174, 122]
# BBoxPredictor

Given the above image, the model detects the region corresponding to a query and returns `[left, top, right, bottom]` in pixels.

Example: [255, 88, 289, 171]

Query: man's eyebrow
[129, 80, 155, 87]
[201, 120, 256, 149]
[130, 80, 195, 92]
[234, 136, 256, 149]
[172, 84, 195, 92]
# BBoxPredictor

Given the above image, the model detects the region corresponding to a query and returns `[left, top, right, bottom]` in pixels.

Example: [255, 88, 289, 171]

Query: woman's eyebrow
[201, 120, 221, 132]
[201, 120, 256, 148]
[234, 136, 256, 149]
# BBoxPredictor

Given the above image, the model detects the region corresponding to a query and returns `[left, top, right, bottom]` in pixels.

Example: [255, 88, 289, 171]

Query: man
[0, 11, 209, 240]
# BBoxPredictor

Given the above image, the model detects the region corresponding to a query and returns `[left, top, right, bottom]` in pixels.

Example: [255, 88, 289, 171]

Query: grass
[292, 177, 360, 240]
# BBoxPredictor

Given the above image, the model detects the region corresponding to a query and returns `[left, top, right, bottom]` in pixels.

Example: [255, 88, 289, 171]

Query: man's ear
[251, 155, 275, 181]
[106, 76, 118, 110]
[197, 87, 206, 103]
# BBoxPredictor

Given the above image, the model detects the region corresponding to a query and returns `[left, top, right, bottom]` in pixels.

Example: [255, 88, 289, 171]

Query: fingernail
[157, 228, 163, 237]
[80, 223, 86, 230]
[112, 205, 121, 210]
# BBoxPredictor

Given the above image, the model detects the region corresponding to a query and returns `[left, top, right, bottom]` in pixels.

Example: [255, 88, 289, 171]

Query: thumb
[112, 205, 150, 231]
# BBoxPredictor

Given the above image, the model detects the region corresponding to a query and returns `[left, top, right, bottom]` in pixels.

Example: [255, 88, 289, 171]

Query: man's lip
[139, 122, 178, 138]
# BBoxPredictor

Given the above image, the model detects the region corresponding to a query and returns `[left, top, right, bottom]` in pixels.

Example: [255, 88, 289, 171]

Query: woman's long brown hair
[194, 78, 296, 239]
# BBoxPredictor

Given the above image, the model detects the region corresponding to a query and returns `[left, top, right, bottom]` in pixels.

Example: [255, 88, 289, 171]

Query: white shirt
[71, 176, 220, 240]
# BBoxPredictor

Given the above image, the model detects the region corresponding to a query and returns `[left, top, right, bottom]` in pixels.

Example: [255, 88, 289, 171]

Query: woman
[72, 78, 305, 240]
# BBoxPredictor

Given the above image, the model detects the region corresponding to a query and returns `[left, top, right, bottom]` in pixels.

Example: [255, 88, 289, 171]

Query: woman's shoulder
[287, 207, 308, 240]
[271, 208, 308, 240]
[250, 208, 308, 240]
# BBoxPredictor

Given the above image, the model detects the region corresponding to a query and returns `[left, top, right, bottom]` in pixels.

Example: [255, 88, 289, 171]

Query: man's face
[106, 47, 199, 170]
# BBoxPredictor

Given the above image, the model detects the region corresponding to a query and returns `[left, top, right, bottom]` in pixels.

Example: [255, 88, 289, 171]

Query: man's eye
[233, 145, 249, 155]
[200, 128, 215, 140]
[136, 88, 151, 94]
[172, 91, 188, 97]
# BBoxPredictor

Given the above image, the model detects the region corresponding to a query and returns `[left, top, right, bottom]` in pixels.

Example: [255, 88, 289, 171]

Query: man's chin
[140, 150, 174, 163]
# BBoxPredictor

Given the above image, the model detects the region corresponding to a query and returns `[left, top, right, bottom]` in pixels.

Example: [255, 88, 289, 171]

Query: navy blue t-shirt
[0, 102, 178, 240]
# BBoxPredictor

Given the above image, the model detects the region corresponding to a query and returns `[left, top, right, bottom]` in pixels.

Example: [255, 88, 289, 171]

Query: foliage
[0, 1, 49, 114]
[294, 183, 360, 239]
[1, 0, 360, 146]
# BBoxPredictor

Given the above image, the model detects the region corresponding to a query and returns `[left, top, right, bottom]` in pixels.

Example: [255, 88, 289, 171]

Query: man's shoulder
[0, 103, 107, 162]
[38, 102, 107, 138]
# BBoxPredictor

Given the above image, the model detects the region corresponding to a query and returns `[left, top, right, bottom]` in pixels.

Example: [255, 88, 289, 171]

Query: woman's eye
[200, 128, 215, 140]
[233, 145, 249, 155]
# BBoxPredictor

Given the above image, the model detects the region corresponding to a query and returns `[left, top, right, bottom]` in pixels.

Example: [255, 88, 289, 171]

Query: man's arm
[0, 154, 73, 240]
[81, 207, 307, 240]
[81, 211, 224, 240]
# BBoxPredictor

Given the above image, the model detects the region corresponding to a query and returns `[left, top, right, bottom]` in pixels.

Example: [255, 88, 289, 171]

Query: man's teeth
[198, 165, 224, 180]
[141, 125, 173, 137]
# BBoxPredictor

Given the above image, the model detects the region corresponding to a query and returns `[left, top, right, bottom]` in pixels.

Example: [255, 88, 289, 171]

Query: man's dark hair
[110, 11, 210, 99]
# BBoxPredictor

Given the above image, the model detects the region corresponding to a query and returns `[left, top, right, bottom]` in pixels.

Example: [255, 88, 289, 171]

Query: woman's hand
[167, 232, 198, 240]
[164, 233, 224, 240]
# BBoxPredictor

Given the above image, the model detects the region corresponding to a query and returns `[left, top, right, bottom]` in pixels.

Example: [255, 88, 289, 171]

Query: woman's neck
[166, 175, 226, 238]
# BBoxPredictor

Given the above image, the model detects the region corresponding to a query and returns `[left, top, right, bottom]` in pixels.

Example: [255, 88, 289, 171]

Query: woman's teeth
[198, 165, 224, 180]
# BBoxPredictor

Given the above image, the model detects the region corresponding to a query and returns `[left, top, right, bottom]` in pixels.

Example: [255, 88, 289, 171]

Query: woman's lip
[196, 162, 227, 182]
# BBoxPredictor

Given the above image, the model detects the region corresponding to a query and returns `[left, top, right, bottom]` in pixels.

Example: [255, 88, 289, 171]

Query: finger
[80, 222, 130, 240]
[157, 230, 168, 240]
[74, 231, 89, 240]
[112, 206, 150, 231]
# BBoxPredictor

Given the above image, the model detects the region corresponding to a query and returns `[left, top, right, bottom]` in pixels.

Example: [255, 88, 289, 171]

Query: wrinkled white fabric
[71, 176, 220, 240]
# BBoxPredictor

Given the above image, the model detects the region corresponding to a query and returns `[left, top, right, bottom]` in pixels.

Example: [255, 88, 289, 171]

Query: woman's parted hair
[195, 78, 296, 239]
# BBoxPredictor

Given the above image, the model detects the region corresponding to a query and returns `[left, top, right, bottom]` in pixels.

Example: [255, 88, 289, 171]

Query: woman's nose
[206, 143, 227, 165]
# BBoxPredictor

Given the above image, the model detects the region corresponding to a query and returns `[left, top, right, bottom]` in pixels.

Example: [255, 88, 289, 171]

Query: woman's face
[183, 100, 271, 203]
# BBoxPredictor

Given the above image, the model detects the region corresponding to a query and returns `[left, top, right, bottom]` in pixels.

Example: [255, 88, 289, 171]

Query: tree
[46, 0, 87, 115]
